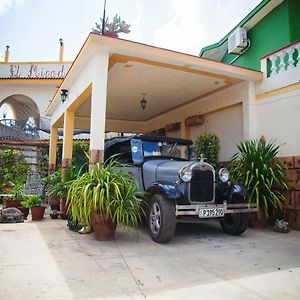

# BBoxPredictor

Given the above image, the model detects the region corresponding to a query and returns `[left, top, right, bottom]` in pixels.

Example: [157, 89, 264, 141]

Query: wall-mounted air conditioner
[228, 27, 248, 54]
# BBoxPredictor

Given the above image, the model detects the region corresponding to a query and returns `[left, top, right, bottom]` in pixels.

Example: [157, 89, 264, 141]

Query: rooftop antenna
[101, 0, 107, 35]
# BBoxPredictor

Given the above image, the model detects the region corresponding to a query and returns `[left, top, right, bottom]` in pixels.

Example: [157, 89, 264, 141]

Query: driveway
[0, 217, 300, 299]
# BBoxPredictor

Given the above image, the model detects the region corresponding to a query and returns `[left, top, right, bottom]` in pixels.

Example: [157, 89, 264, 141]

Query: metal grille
[189, 169, 214, 203]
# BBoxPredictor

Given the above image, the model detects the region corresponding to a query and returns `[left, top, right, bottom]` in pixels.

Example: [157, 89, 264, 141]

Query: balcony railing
[261, 40, 300, 78]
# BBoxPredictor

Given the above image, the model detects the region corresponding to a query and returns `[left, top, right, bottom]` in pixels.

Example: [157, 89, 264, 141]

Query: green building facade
[200, 0, 300, 71]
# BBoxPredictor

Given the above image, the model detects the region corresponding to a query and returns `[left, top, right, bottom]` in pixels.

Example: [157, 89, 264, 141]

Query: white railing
[262, 40, 300, 78]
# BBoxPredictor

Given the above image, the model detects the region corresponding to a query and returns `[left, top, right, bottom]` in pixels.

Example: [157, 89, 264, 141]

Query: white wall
[256, 88, 300, 157]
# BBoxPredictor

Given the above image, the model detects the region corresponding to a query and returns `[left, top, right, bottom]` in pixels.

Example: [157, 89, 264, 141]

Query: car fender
[146, 181, 182, 199]
[229, 183, 247, 203]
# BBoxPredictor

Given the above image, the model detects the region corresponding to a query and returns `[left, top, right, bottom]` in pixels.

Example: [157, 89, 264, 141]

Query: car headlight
[219, 168, 229, 183]
[179, 167, 192, 182]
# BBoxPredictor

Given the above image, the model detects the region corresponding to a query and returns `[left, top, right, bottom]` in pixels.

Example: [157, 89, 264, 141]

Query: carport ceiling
[76, 54, 241, 122]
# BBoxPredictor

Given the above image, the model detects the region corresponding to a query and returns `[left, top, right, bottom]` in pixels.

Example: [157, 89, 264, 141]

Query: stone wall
[280, 156, 300, 230]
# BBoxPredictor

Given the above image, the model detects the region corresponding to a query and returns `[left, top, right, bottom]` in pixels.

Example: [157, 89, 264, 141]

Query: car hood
[142, 159, 193, 189]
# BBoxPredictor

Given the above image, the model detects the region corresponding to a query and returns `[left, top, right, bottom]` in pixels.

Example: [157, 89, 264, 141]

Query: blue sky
[0, 0, 262, 62]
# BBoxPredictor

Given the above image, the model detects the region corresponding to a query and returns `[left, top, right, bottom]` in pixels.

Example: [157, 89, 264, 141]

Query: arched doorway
[0, 95, 41, 141]
[0, 94, 40, 126]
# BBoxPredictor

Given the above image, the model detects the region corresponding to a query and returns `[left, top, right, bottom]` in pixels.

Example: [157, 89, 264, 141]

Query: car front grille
[189, 169, 214, 203]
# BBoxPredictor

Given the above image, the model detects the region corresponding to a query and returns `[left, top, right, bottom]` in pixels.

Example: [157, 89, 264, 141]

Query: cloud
[0, 0, 24, 15]
[152, 0, 261, 55]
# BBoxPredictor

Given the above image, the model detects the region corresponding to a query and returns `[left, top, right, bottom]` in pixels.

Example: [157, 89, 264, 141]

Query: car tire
[148, 194, 176, 243]
[220, 213, 250, 235]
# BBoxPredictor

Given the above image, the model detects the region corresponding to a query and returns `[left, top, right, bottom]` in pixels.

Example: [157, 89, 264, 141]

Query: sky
[0, 0, 262, 62]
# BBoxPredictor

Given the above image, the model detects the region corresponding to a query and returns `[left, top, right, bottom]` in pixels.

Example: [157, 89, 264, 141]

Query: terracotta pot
[31, 206, 46, 221]
[18, 207, 29, 220]
[92, 213, 116, 241]
[5, 199, 22, 208]
[48, 196, 60, 210]
[250, 209, 267, 228]
[103, 31, 118, 38]
[60, 197, 68, 213]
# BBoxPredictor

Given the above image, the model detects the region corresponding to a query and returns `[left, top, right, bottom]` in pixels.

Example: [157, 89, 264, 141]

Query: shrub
[22, 195, 43, 208]
[0, 147, 30, 192]
[194, 133, 220, 165]
[230, 139, 288, 218]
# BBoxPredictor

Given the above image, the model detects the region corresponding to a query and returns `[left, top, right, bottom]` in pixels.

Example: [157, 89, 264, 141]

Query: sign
[0, 63, 71, 79]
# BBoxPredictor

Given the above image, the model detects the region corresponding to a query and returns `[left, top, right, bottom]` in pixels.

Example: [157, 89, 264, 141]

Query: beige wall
[189, 104, 243, 161]
[256, 88, 300, 157]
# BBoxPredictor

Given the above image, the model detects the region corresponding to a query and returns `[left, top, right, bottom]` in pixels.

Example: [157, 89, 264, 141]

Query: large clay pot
[91, 213, 116, 241]
[60, 197, 68, 213]
[48, 196, 60, 210]
[31, 206, 46, 221]
[250, 209, 267, 228]
[18, 207, 30, 220]
[103, 31, 118, 38]
[5, 199, 22, 208]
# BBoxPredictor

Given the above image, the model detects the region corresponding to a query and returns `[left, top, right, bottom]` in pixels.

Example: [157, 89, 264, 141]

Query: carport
[45, 33, 262, 171]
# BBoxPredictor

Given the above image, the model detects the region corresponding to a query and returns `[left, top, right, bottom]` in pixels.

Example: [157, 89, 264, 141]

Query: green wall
[222, 0, 299, 70]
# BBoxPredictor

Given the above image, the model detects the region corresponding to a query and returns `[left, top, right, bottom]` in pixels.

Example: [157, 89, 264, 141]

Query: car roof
[105, 134, 193, 150]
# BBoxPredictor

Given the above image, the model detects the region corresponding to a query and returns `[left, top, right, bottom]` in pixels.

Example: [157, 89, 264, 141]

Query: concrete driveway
[0, 217, 300, 300]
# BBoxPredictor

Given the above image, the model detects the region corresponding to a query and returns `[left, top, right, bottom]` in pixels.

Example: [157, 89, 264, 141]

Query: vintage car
[105, 135, 258, 243]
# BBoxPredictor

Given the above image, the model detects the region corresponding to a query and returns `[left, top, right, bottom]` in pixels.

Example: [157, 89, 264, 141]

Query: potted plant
[22, 195, 45, 221]
[230, 138, 288, 227]
[45, 169, 61, 211]
[93, 14, 130, 38]
[67, 159, 144, 241]
[47, 167, 77, 219]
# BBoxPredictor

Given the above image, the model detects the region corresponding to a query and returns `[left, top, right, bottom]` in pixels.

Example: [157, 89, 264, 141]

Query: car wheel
[220, 213, 250, 235]
[148, 194, 176, 243]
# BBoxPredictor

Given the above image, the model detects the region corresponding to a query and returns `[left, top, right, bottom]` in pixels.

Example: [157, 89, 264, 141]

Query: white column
[243, 82, 257, 140]
[89, 51, 109, 166]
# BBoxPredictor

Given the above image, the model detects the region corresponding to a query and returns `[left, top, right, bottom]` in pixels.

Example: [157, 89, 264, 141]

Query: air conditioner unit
[228, 27, 248, 54]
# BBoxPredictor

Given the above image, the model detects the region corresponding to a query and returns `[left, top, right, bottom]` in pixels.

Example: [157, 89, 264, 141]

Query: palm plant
[67, 159, 144, 229]
[230, 139, 288, 218]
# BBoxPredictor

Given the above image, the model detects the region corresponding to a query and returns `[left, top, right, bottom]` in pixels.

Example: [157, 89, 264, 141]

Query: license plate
[199, 208, 224, 218]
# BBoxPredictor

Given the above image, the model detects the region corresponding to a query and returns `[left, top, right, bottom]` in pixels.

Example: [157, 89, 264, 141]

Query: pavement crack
[115, 242, 147, 299]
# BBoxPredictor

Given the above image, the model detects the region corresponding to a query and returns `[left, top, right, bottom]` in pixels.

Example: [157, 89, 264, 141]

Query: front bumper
[176, 202, 258, 218]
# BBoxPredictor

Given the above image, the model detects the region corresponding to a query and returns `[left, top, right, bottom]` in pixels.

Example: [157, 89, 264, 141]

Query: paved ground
[0, 216, 300, 300]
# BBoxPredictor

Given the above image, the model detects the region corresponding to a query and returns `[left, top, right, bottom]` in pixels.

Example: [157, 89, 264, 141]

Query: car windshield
[142, 140, 189, 160]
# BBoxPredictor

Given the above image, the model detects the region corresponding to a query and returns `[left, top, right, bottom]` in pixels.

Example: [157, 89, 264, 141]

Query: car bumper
[175, 202, 258, 218]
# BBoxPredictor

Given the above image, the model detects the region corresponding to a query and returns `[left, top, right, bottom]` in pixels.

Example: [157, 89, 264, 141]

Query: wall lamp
[61, 89, 68, 103]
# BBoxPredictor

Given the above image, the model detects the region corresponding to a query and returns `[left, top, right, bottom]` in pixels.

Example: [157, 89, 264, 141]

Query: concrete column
[62, 109, 75, 170]
[89, 52, 109, 169]
[243, 81, 257, 140]
[48, 126, 58, 174]
[180, 119, 190, 158]
[181, 119, 190, 140]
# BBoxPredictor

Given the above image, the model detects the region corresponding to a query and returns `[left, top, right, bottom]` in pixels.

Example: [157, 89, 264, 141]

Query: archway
[0, 94, 40, 127]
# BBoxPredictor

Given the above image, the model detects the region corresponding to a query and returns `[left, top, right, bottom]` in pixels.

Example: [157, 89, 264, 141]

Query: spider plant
[66, 159, 144, 228]
[230, 139, 288, 218]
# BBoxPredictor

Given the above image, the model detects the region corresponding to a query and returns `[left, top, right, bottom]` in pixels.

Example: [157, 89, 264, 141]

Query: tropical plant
[72, 141, 89, 173]
[194, 133, 220, 166]
[12, 182, 25, 201]
[230, 139, 288, 218]
[0, 147, 30, 192]
[67, 159, 144, 228]
[47, 167, 79, 199]
[21, 195, 43, 208]
[94, 14, 131, 34]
